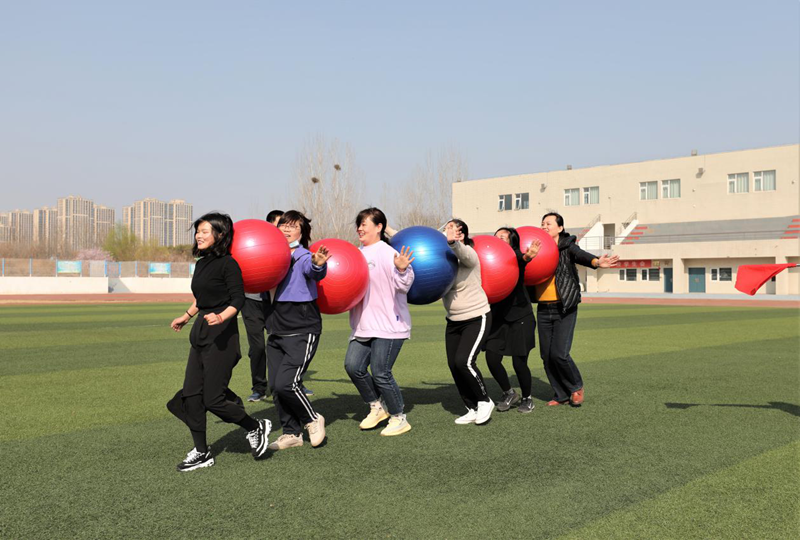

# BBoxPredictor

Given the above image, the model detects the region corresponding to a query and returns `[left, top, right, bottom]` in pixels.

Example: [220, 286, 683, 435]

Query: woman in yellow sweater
[535, 213, 619, 406]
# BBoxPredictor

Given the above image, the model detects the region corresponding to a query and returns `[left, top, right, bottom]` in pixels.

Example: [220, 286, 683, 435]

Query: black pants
[537, 303, 583, 402]
[241, 298, 269, 395]
[167, 344, 249, 433]
[445, 313, 492, 410]
[267, 334, 320, 435]
[485, 351, 532, 398]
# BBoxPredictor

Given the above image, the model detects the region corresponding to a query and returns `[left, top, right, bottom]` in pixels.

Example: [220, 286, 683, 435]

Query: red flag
[735, 264, 797, 295]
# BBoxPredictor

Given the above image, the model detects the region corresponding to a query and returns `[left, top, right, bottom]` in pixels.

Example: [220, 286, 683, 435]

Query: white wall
[108, 277, 192, 294]
[0, 277, 108, 294]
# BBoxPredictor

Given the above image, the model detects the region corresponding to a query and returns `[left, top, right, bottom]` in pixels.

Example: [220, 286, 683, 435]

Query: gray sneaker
[496, 389, 520, 412]
[517, 397, 535, 414]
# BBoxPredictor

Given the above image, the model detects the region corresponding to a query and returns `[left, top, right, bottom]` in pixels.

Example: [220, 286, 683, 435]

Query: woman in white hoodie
[442, 219, 494, 425]
[344, 208, 416, 437]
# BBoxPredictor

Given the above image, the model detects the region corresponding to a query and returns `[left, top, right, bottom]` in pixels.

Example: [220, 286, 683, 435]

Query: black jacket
[491, 252, 534, 322]
[553, 235, 597, 313]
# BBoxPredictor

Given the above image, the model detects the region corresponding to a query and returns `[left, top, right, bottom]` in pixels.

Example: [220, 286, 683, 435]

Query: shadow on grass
[665, 401, 800, 417]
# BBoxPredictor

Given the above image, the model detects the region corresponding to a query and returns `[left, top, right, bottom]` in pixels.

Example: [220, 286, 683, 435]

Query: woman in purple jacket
[264, 210, 331, 451]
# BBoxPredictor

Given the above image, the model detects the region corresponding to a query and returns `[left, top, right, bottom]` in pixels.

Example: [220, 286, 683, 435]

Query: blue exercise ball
[390, 226, 458, 305]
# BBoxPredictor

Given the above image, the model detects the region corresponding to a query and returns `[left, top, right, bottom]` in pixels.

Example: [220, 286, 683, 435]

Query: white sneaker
[476, 399, 494, 425]
[455, 409, 477, 425]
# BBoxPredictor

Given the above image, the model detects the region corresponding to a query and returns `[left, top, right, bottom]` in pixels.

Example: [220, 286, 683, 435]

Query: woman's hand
[394, 246, 415, 272]
[312, 245, 331, 266]
[171, 314, 190, 332]
[523, 239, 541, 261]
[597, 253, 620, 268]
[446, 225, 464, 244]
[204, 312, 224, 326]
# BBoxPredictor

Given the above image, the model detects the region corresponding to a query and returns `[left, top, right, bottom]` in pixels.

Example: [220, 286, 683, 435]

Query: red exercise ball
[517, 226, 559, 285]
[310, 238, 369, 315]
[471, 235, 518, 304]
[231, 219, 291, 294]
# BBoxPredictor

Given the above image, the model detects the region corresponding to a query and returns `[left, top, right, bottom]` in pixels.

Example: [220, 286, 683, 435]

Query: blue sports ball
[390, 226, 458, 305]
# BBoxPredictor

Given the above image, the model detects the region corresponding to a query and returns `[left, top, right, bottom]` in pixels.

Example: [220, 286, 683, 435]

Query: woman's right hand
[446, 225, 464, 244]
[171, 314, 190, 332]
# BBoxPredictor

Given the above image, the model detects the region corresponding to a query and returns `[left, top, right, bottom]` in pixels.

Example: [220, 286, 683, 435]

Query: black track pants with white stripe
[267, 334, 319, 435]
[445, 312, 492, 410]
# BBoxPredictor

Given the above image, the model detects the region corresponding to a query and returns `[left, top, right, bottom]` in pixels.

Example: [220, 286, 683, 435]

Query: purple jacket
[273, 246, 327, 302]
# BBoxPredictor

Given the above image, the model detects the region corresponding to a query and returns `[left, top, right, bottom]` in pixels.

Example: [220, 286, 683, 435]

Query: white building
[57, 195, 95, 251]
[453, 144, 799, 295]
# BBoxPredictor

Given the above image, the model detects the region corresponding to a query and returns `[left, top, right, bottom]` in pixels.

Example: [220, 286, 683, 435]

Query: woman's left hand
[312, 245, 331, 266]
[524, 239, 541, 261]
[394, 246, 415, 272]
[204, 312, 224, 326]
[597, 253, 620, 268]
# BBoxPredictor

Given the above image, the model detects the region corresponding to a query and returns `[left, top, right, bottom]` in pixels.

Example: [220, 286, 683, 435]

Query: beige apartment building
[93, 205, 116, 246]
[33, 206, 59, 248]
[166, 199, 193, 246]
[58, 195, 95, 251]
[124, 198, 193, 246]
[9, 210, 34, 244]
[452, 144, 799, 295]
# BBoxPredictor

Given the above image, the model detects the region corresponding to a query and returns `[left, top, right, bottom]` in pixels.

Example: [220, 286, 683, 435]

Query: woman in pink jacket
[344, 207, 415, 437]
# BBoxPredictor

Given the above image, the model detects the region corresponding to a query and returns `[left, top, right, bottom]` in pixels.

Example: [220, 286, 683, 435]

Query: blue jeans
[537, 303, 583, 402]
[344, 338, 405, 415]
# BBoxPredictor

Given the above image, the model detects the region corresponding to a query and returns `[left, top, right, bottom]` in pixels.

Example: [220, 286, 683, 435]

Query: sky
[1, 0, 798, 221]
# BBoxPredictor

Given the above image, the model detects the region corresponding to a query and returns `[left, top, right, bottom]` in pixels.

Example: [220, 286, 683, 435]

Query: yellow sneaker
[380, 416, 411, 437]
[359, 403, 390, 430]
[267, 433, 303, 451]
[305, 414, 326, 447]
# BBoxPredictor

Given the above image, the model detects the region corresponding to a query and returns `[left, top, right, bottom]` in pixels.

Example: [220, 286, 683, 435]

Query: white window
[514, 192, 529, 210]
[728, 173, 749, 194]
[619, 269, 625, 281]
[564, 188, 580, 206]
[754, 170, 776, 192]
[583, 186, 599, 205]
[647, 268, 660, 281]
[498, 194, 511, 211]
[625, 268, 637, 281]
[711, 268, 718, 281]
[661, 179, 681, 199]
[640, 181, 658, 200]
[641, 269, 648, 281]
[719, 268, 732, 281]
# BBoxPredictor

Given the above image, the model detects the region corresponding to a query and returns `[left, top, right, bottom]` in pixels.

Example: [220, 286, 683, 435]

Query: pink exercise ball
[231, 219, 291, 294]
[517, 226, 559, 286]
[471, 235, 518, 304]
[310, 238, 369, 315]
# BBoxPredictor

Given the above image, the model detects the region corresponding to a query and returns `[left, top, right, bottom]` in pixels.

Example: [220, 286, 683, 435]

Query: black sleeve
[224, 257, 245, 311]
[568, 243, 597, 269]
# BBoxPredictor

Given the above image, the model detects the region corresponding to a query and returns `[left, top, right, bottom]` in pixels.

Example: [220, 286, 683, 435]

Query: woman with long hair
[265, 210, 331, 450]
[344, 207, 415, 436]
[167, 212, 270, 471]
[535, 212, 618, 406]
[484, 227, 541, 413]
[442, 219, 494, 425]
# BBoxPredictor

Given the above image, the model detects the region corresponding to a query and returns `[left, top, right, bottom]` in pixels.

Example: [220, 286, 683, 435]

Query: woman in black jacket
[484, 227, 541, 414]
[533, 213, 618, 407]
[167, 212, 270, 471]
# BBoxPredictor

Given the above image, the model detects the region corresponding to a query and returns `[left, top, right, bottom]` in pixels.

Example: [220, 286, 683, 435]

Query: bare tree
[395, 146, 468, 230]
[290, 135, 365, 243]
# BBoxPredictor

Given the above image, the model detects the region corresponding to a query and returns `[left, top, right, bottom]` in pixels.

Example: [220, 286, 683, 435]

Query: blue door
[664, 268, 673, 293]
[688, 267, 706, 293]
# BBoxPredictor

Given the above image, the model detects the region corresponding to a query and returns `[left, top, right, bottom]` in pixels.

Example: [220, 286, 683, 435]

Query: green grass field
[1, 302, 798, 539]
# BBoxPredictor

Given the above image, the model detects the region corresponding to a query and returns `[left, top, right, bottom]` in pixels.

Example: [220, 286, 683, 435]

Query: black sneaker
[246, 419, 271, 459]
[517, 397, 535, 414]
[496, 389, 520, 412]
[177, 447, 214, 472]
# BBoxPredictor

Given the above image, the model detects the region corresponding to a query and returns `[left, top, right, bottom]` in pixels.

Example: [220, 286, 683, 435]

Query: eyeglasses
[279, 223, 300, 231]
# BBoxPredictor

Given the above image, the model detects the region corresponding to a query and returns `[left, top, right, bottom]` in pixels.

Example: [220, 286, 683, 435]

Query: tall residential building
[0, 213, 11, 243]
[93, 205, 116, 246]
[132, 198, 167, 245]
[33, 206, 59, 248]
[10, 210, 34, 244]
[122, 205, 134, 233]
[166, 199, 193, 246]
[58, 195, 94, 250]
